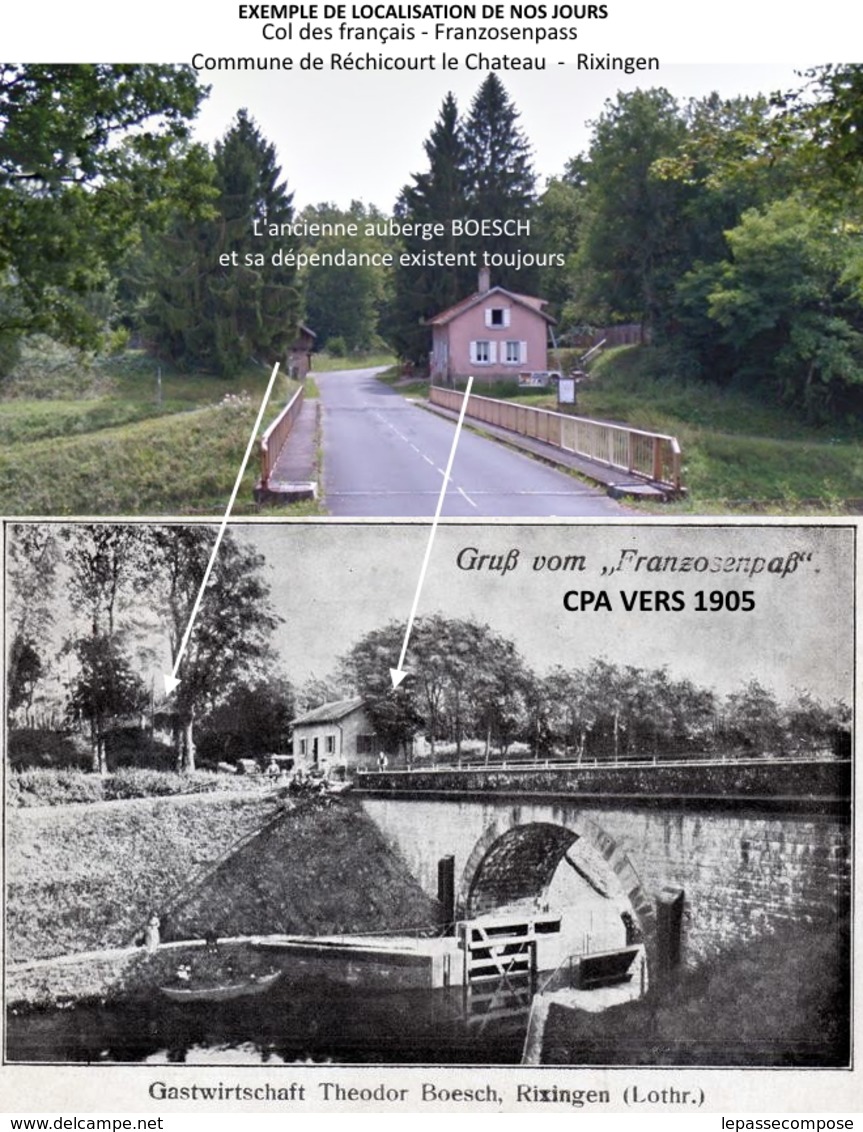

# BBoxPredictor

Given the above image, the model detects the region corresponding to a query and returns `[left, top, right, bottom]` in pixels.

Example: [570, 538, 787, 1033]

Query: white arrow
[163, 360, 283, 696]
[389, 375, 474, 690]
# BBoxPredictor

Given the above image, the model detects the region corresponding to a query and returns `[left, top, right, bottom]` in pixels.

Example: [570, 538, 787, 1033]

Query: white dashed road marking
[374, 411, 477, 504]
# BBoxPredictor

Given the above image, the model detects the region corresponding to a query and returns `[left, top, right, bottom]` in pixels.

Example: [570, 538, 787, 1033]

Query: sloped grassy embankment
[542, 915, 850, 1068]
[0, 347, 309, 516]
[507, 345, 863, 513]
[7, 791, 438, 1005]
[0, 403, 263, 516]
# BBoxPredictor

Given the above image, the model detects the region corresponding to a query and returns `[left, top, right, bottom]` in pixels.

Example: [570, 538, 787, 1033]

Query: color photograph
[2, 64, 862, 518]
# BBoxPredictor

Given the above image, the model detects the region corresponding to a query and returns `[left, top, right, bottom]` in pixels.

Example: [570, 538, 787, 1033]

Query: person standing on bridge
[378, 752, 388, 773]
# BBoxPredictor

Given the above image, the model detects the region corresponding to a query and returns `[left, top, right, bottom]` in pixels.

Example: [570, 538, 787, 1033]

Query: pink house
[426, 268, 555, 387]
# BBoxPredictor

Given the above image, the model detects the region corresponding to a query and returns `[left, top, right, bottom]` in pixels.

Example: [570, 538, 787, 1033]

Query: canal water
[7, 975, 531, 1065]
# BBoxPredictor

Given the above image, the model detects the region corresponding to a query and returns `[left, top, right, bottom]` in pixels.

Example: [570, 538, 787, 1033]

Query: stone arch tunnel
[462, 822, 579, 917]
[360, 795, 850, 970]
[458, 817, 656, 941]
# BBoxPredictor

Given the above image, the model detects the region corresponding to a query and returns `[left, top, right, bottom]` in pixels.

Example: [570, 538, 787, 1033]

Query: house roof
[291, 696, 364, 727]
[425, 285, 556, 327]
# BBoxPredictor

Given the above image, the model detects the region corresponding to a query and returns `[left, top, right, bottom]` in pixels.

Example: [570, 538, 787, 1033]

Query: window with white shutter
[484, 307, 510, 328]
[470, 340, 494, 364]
[504, 340, 522, 364]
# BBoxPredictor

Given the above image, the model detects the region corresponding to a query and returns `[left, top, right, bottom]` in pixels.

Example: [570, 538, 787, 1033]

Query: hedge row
[7, 768, 262, 808]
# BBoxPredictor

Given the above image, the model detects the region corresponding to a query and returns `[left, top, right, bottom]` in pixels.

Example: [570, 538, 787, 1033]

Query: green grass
[310, 350, 396, 372]
[1, 403, 254, 514]
[0, 345, 317, 515]
[492, 346, 863, 513]
[0, 399, 172, 446]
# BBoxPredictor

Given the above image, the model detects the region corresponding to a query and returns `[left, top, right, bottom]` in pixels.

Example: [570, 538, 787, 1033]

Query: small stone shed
[287, 324, 316, 379]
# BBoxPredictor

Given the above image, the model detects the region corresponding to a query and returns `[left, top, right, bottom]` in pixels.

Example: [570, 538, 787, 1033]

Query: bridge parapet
[357, 758, 850, 812]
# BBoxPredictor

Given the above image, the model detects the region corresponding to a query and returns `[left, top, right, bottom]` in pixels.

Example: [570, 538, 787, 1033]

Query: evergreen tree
[143, 110, 301, 376]
[461, 74, 538, 292]
[388, 80, 540, 363]
[389, 93, 469, 364]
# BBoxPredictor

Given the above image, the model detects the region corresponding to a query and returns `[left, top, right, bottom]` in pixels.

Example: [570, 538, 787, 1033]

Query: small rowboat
[160, 969, 281, 1003]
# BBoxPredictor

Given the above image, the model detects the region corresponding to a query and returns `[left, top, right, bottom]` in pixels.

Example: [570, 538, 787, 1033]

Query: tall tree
[461, 74, 539, 292]
[534, 174, 587, 329]
[0, 65, 206, 371]
[195, 674, 295, 764]
[574, 88, 691, 334]
[65, 634, 147, 773]
[6, 525, 59, 727]
[763, 65, 863, 213]
[721, 679, 785, 754]
[301, 200, 392, 351]
[338, 620, 425, 759]
[783, 691, 849, 754]
[147, 526, 280, 771]
[544, 665, 587, 759]
[61, 526, 146, 638]
[339, 614, 534, 762]
[58, 526, 149, 771]
[389, 93, 469, 364]
[7, 637, 44, 729]
[144, 110, 301, 375]
[389, 80, 540, 363]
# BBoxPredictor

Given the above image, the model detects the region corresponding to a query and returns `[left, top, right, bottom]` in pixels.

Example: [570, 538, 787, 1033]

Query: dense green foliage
[461, 73, 538, 290]
[570, 88, 691, 331]
[389, 92, 470, 364]
[299, 200, 392, 352]
[0, 65, 207, 369]
[194, 676, 295, 763]
[550, 66, 863, 422]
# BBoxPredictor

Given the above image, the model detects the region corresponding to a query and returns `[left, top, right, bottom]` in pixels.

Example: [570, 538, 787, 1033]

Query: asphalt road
[317, 368, 627, 517]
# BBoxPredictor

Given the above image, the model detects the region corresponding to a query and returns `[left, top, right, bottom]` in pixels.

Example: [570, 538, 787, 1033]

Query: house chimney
[478, 266, 491, 293]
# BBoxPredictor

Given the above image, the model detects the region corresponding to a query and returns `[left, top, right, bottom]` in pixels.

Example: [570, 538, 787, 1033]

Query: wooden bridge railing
[259, 384, 304, 490]
[429, 385, 683, 492]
